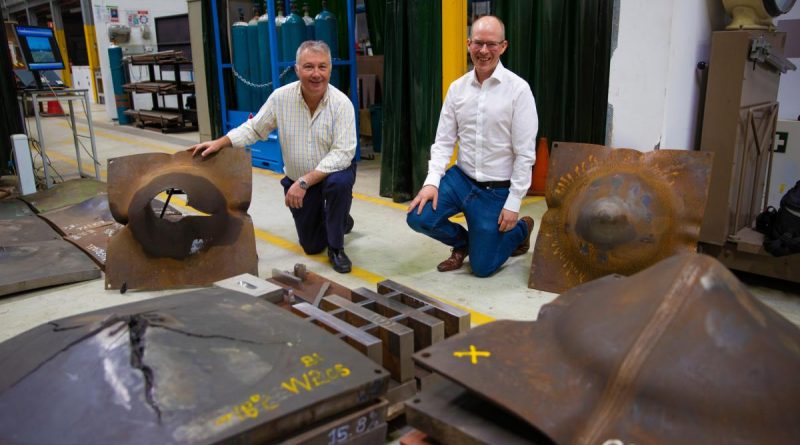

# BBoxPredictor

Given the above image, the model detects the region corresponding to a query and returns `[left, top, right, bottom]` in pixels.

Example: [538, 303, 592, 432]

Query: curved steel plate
[416, 254, 800, 445]
[529, 142, 713, 293]
[105, 150, 257, 290]
[0, 288, 389, 444]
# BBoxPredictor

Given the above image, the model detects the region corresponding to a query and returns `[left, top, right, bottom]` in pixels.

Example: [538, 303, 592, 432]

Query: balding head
[471, 15, 505, 41]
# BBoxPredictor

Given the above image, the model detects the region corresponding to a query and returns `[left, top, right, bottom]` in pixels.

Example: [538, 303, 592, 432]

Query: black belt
[467, 176, 511, 189]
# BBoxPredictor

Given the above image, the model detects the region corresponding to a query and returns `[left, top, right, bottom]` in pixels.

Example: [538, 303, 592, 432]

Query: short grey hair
[295, 40, 332, 64]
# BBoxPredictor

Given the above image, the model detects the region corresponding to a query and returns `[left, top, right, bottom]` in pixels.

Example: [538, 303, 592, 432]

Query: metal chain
[231, 65, 295, 89]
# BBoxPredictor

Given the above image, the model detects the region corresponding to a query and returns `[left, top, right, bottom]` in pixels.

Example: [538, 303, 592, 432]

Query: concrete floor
[1, 103, 799, 344]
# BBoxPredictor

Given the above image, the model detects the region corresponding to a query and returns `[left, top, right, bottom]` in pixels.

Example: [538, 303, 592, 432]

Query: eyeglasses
[468, 40, 505, 50]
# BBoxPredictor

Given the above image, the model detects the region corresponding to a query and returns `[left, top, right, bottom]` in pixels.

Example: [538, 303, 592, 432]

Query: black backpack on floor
[756, 180, 800, 257]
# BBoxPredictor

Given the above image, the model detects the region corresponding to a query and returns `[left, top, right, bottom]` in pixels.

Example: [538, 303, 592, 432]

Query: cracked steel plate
[0, 200, 34, 219]
[0, 288, 390, 444]
[18, 178, 107, 214]
[416, 254, 800, 445]
[105, 149, 257, 290]
[529, 142, 713, 293]
[0, 215, 61, 244]
[0, 239, 101, 297]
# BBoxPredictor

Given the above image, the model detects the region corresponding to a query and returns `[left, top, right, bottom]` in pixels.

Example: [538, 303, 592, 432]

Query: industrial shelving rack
[123, 51, 198, 133]
[209, 0, 360, 173]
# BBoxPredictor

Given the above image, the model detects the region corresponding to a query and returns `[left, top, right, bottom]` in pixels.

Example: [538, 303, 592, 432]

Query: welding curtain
[494, 0, 614, 145]
[376, 0, 613, 201]
[1, 21, 24, 174]
[379, 0, 442, 202]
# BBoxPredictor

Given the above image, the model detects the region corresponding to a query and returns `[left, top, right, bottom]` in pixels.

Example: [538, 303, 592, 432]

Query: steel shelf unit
[209, 0, 360, 173]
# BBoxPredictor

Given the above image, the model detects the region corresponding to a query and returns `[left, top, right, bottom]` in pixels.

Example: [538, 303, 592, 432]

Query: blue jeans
[407, 166, 527, 277]
[281, 164, 355, 254]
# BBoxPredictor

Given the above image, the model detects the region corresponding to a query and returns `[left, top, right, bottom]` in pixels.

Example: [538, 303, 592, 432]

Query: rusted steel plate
[377, 280, 470, 337]
[18, 178, 107, 213]
[0, 216, 61, 244]
[105, 149, 257, 290]
[529, 142, 713, 293]
[38, 195, 182, 268]
[0, 200, 34, 219]
[0, 239, 101, 297]
[415, 254, 800, 445]
[405, 378, 549, 445]
[0, 288, 390, 444]
[321, 295, 415, 383]
[270, 266, 354, 303]
[351, 287, 445, 351]
[292, 302, 384, 365]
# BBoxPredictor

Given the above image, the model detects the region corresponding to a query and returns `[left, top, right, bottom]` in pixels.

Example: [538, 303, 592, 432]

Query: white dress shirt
[227, 81, 356, 181]
[424, 61, 538, 213]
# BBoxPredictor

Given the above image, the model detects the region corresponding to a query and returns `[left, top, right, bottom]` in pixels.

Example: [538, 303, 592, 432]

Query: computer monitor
[14, 25, 65, 90]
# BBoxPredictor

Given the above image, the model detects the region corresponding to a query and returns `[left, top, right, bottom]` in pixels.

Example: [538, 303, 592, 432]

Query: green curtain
[494, 0, 613, 145]
[379, 0, 442, 202]
[0, 20, 24, 174]
[364, 0, 385, 55]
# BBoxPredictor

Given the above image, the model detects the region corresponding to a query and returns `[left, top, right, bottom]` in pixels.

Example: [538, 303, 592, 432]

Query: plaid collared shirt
[227, 81, 356, 180]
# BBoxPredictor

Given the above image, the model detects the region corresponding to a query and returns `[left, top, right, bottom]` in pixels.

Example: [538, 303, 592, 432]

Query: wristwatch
[298, 177, 309, 190]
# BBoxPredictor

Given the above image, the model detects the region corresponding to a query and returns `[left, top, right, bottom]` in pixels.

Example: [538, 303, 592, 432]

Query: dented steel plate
[0, 200, 34, 219]
[0, 239, 101, 297]
[0, 288, 390, 444]
[529, 142, 713, 293]
[18, 178, 107, 213]
[0, 216, 61, 244]
[37, 195, 180, 268]
[416, 254, 800, 445]
[105, 149, 257, 290]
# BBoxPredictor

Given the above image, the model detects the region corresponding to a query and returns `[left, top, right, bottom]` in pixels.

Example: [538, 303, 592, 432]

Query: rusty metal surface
[529, 142, 714, 293]
[105, 149, 257, 290]
[0, 216, 61, 244]
[0, 288, 390, 444]
[0, 239, 101, 297]
[416, 254, 800, 445]
[0, 200, 34, 219]
[37, 194, 122, 267]
[377, 280, 470, 337]
[321, 295, 415, 383]
[405, 378, 551, 445]
[18, 178, 107, 213]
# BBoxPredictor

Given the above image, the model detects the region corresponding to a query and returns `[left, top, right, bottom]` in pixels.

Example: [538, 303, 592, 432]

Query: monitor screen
[14, 25, 65, 71]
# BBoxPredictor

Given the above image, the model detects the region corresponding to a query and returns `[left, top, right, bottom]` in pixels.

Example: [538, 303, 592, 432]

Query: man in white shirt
[190, 41, 357, 274]
[407, 15, 538, 277]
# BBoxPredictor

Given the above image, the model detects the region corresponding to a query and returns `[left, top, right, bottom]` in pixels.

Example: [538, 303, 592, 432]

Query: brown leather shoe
[511, 216, 535, 257]
[437, 247, 468, 272]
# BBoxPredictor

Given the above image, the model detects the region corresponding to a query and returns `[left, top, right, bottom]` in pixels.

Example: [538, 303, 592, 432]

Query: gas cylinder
[302, 3, 315, 41]
[108, 45, 130, 124]
[315, 1, 339, 88]
[275, 3, 286, 61]
[247, 11, 261, 110]
[281, 2, 306, 84]
[257, 13, 273, 103]
[231, 11, 251, 111]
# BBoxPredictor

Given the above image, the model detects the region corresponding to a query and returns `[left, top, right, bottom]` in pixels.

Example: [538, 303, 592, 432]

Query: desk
[17, 89, 100, 188]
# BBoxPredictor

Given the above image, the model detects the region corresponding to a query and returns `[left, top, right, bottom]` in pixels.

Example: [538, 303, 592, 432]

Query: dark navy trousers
[281, 164, 355, 254]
